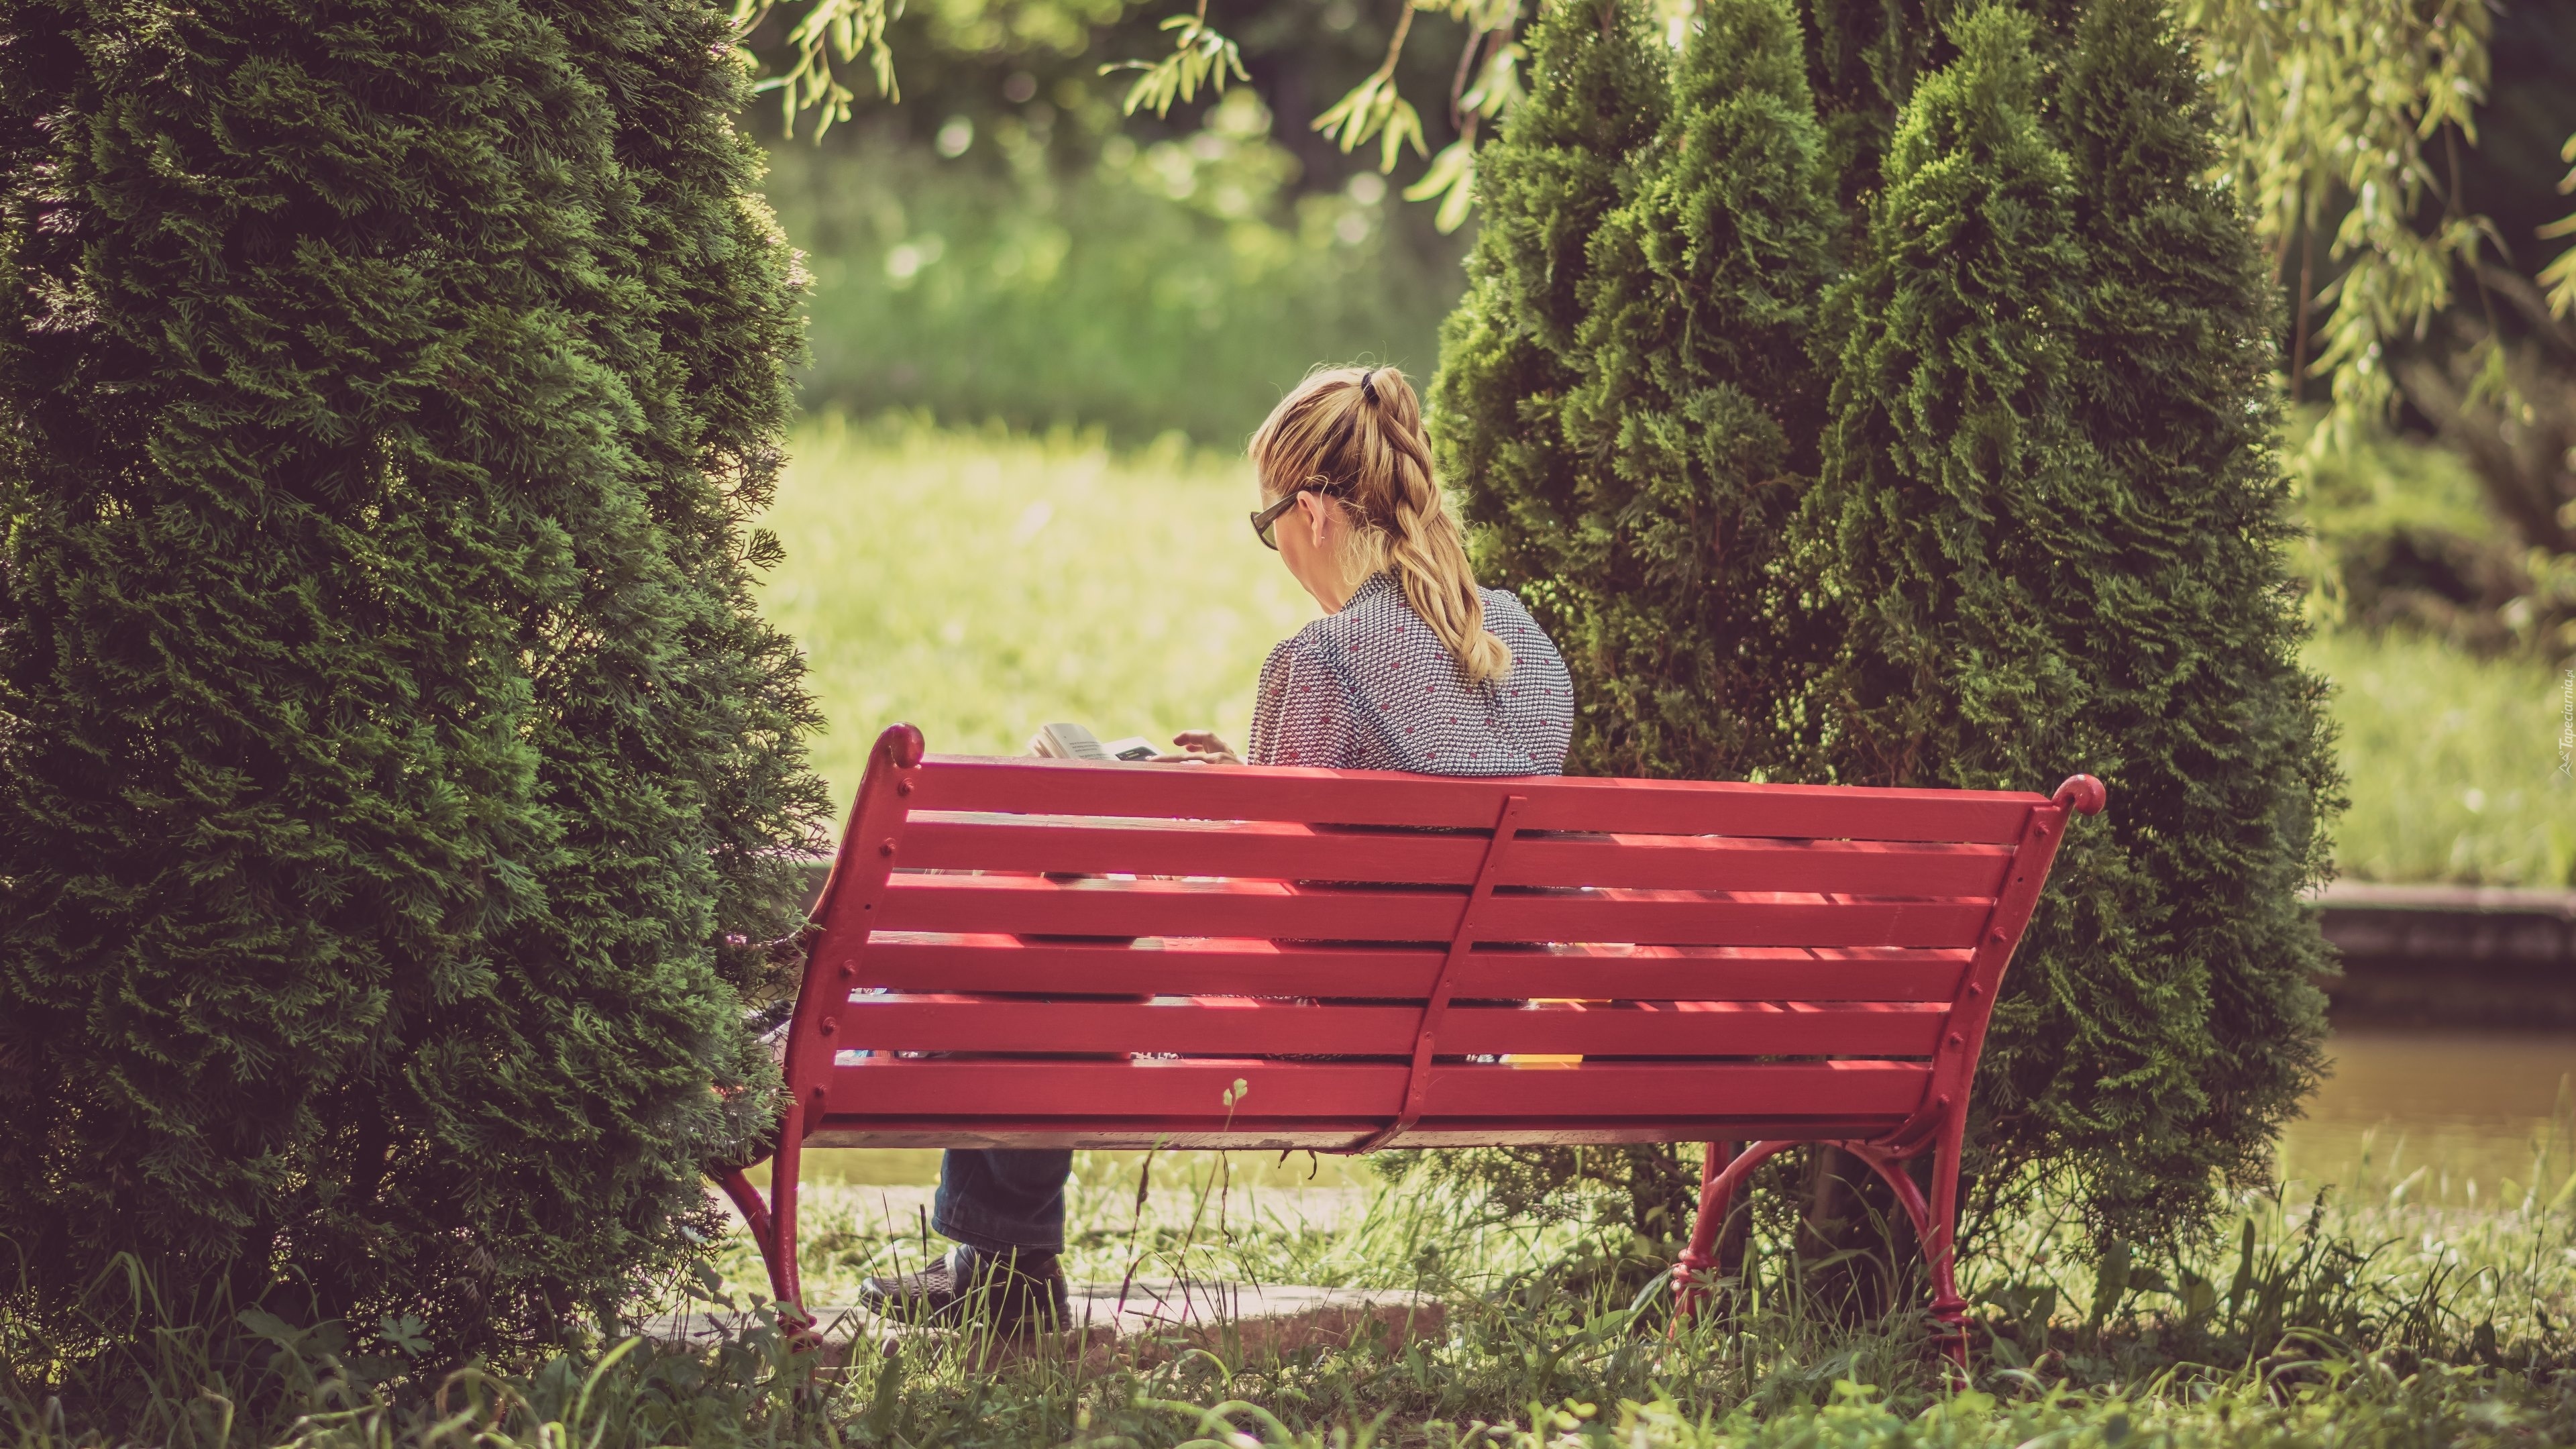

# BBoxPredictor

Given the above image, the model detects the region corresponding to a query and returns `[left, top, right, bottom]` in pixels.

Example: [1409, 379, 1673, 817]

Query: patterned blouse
[1247, 572, 1573, 775]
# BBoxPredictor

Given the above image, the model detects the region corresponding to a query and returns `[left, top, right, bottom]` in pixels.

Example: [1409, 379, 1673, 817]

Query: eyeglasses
[1249, 480, 1343, 550]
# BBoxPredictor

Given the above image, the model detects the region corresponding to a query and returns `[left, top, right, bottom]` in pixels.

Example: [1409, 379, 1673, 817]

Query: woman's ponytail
[1250, 366, 1514, 686]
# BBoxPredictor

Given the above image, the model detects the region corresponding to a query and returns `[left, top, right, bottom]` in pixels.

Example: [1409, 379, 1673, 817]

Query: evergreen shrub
[0, 0, 828, 1352]
[1426, 0, 2338, 1250]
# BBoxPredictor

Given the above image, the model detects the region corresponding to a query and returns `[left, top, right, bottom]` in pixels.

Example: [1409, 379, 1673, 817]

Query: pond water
[769, 1026, 2576, 1199]
[2279, 1025, 2575, 1205]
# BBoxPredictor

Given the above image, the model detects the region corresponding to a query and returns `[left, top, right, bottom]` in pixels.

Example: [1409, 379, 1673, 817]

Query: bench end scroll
[880, 722, 926, 769]
[2052, 774, 2106, 816]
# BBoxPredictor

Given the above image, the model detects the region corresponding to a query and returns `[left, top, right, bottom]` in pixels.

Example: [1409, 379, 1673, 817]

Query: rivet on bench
[818, 1020, 836, 1036]
[1948, 1033, 1963, 1048]
[879, 840, 896, 856]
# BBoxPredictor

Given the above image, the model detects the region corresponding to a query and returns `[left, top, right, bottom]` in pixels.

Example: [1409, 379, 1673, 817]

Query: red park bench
[718, 722, 2104, 1360]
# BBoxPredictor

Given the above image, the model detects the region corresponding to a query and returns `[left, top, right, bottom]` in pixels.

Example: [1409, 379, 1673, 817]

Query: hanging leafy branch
[2543, 132, 2576, 320]
[1100, 0, 1250, 118]
[732, 0, 902, 138]
[1095, 0, 1524, 226]
[1406, 1, 1522, 231]
[741, 0, 1526, 227]
[2180, 0, 2494, 450]
[1312, 3, 1430, 172]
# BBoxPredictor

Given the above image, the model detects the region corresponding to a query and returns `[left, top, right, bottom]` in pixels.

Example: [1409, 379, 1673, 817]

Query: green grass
[2304, 631, 2575, 887]
[767, 417, 2576, 888]
[763, 107, 1462, 448]
[761, 414, 1316, 810]
[16, 1124, 2576, 1447]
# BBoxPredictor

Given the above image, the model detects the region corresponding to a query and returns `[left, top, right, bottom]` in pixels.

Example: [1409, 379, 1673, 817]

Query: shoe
[859, 1244, 1070, 1333]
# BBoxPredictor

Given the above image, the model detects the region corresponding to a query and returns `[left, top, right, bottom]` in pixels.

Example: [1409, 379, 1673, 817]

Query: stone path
[642, 1278, 1442, 1368]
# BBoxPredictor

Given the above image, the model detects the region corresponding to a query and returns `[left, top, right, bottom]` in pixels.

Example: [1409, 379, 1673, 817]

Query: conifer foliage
[1432, 0, 2337, 1244]
[1435, 0, 1836, 784]
[1432, 0, 1670, 633]
[0, 0, 828, 1349]
[1555, 0, 1838, 782]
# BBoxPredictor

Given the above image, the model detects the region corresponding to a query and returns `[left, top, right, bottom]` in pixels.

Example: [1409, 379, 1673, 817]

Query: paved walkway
[643, 1278, 1442, 1368]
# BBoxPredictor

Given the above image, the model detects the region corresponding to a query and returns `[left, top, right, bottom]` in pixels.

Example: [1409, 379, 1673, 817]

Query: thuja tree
[1805, 0, 2332, 1244]
[1430, 0, 2335, 1252]
[1998, 0, 2334, 1236]
[1555, 0, 1839, 784]
[1411, 0, 1854, 1242]
[1432, 0, 1669, 630]
[0, 0, 828, 1352]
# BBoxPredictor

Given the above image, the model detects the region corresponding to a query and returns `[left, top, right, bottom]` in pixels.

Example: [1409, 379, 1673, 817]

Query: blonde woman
[1176, 364, 1574, 771]
[861, 366, 1575, 1331]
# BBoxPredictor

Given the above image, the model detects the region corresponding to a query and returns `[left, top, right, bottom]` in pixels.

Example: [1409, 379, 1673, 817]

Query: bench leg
[1841, 1133, 1968, 1371]
[1923, 1113, 1969, 1368]
[1672, 1140, 1793, 1330]
[713, 1097, 809, 1326]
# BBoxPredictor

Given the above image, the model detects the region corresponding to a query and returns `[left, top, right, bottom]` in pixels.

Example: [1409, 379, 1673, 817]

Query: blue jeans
[934, 1148, 1073, 1252]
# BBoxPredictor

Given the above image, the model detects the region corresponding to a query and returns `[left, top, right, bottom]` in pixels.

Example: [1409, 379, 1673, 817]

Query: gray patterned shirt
[1247, 572, 1573, 775]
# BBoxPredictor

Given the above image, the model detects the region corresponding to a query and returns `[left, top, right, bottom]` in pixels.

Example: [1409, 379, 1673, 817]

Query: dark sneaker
[859, 1244, 1070, 1333]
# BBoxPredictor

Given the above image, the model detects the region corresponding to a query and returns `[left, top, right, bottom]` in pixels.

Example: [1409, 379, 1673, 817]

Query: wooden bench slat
[835, 997, 1950, 1056]
[895, 816, 2017, 896]
[875, 873, 1992, 948]
[841, 937, 1972, 1001]
[808, 1120, 1909, 1150]
[821, 1057, 1931, 1120]
[906, 756, 2043, 842]
[1459, 948, 1972, 1002]
[1509, 835, 2011, 896]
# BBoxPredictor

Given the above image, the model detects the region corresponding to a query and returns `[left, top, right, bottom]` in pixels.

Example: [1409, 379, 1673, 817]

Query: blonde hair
[1250, 366, 1513, 686]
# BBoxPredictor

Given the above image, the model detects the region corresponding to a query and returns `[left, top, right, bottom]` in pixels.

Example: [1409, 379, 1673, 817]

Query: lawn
[761, 413, 1316, 791]
[2306, 631, 2575, 887]
[25, 1120, 2573, 1447]
[765, 415, 2576, 887]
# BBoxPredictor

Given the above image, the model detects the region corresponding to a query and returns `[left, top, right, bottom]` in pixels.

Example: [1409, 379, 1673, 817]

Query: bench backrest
[784, 724, 2101, 1152]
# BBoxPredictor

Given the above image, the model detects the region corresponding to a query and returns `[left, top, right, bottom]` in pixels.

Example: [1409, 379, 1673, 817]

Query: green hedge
[0, 0, 825, 1354]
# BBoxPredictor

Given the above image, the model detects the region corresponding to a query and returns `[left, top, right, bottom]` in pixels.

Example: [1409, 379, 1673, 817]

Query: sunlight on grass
[2306, 631, 2575, 885]
[765, 413, 1317, 818]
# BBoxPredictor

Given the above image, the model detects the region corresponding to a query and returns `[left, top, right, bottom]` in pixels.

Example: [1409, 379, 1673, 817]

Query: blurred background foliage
[763, 90, 1464, 443]
[735, 0, 2576, 883]
[743, 0, 1503, 443]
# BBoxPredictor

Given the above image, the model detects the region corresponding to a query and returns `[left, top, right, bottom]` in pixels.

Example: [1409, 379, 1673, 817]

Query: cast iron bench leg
[714, 1097, 810, 1333]
[1672, 1132, 1970, 1371]
[1671, 1140, 1796, 1331]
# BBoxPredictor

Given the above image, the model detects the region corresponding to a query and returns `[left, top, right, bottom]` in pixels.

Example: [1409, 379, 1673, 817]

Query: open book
[1028, 721, 1159, 762]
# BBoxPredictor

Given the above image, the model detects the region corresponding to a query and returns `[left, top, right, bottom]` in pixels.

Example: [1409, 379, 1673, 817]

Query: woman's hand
[1152, 730, 1242, 766]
